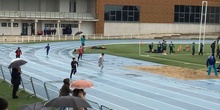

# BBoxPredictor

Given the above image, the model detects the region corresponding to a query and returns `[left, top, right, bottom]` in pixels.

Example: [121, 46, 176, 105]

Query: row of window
[104, 5, 140, 22]
[1, 23, 18, 27]
[45, 24, 78, 28]
[174, 5, 220, 24]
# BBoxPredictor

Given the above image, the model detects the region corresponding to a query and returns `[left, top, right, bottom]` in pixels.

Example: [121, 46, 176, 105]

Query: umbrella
[19, 102, 50, 110]
[74, 31, 83, 36]
[8, 58, 27, 68]
[70, 80, 94, 89]
[44, 96, 92, 108]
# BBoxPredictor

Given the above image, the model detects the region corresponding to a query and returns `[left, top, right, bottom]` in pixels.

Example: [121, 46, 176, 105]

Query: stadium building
[0, 0, 219, 36]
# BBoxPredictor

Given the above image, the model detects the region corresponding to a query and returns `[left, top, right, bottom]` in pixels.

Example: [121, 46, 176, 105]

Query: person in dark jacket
[59, 78, 73, 97]
[169, 41, 175, 54]
[206, 55, 218, 77]
[59, 78, 73, 110]
[211, 41, 216, 56]
[11, 67, 21, 99]
[44, 43, 50, 55]
[157, 41, 161, 53]
[199, 43, 203, 55]
[192, 42, 195, 55]
[70, 57, 78, 79]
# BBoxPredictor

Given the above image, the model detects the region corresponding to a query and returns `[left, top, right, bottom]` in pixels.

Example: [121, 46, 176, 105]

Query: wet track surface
[1, 39, 220, 110]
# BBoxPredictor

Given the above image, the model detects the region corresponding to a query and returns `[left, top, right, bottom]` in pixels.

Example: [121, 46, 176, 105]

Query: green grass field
[85, 43, 218, 70]
[0, 81, 43, 110]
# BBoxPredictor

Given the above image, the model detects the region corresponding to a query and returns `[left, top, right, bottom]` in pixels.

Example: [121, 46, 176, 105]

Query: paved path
[1, 39, 220, 110]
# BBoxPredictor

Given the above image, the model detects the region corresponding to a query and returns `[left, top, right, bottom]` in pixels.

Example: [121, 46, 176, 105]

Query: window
[13, 23, 18, 27]
[174, 5, 220, 24]
[45, 24, 54, 27]
[1, 23, 7, 27]
[104, 5, 140, 22]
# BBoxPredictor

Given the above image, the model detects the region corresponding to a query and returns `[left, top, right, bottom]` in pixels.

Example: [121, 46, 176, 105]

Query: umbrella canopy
[70, 80, 94, 89]
[74, 31, 83, 36]
[19, 102, 50, 110]
[8, 58, 27, 68]
[44, 96, 91, 108]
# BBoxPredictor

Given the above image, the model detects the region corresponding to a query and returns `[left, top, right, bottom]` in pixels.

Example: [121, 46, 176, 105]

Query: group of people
[59, 78, 87, 110]
[148, 40, 175, 55]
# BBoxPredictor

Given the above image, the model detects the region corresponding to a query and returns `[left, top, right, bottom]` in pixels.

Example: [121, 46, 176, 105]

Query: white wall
[1, 0, 19, 11]
[76, 0, 87, 13]
[59, 0, 69, 12]
[46, 0, 58, 12]
[80, 21, 94, 34]
[23, 0, 40, 11]
[87, 0, 95, 14]
[0, 21, 22, 35]
[104, 22, 220, 36]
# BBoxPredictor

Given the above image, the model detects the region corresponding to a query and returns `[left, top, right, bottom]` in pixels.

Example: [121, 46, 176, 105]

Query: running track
[1, 39, 220, 110]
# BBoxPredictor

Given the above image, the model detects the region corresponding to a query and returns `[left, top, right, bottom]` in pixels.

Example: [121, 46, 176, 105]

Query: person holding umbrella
[11, 67, 21, 99]
[15, 47, 22, 58]
[73, 89, 86, 110]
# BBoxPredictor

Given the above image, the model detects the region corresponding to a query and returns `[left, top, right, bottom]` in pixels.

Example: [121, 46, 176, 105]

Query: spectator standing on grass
[216, 45, 220, 59]
[70, 57, 78, 79]
[11, 67, 21, 99]
[169, 41, 175, 54]
[206, 55, 218, 77]
[44, 43, 50, 55]
[98, 53, 104, 72]
[199, 43, 203, 55]
[15, 47, 22, 58]
[157, 41, 161, 53]
[162, 40, 167, 55]
[192, 42, 195, 55]
[0, 97, 8, 110]
[211, 41, 216, 56]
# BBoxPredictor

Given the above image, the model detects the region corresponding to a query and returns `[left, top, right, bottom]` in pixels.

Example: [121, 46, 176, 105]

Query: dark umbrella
[19, 102, 50, 110]
[44, 96, 91, 108]
[8, 58, 27, 68]
[74, 31, 83, 36]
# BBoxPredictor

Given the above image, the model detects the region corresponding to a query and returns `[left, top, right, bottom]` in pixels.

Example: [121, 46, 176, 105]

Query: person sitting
[183, 45, 190, 51]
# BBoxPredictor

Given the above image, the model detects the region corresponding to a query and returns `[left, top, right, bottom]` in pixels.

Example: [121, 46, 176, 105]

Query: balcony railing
[0, 10, 97, 20]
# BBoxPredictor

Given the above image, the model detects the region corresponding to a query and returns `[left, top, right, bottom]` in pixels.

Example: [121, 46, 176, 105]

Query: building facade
[0, 0, 97, 36]
[97, 0, 220, 36]
[0, 0, 220, 36]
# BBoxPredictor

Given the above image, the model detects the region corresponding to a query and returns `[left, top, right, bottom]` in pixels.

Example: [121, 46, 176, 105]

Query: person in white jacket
[98, 53, 104, 72]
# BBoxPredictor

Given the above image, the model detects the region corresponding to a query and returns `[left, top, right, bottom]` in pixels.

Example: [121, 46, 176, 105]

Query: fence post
[65, 35, 67, 40]
[0, 65, 6, 81]
[30, 77, 37, 98]
[22, 36, 24, 43]
[34, 35, 36, 42]
[40, 35, 42, 41]
[108, 34, 110, 39]
[28, 36, 30, 42]
[44, 82, 50, 100]
[73, 35, 75, 40]
[16, 36, 18, 43]
[46, 35, 48, 41]
[93, 34, 95, 40]
[101, 34, 103, 39]
[131, 34, 133, 39]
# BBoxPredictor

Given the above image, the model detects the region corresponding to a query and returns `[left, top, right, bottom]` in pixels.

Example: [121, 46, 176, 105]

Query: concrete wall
[104, 22, 220, 36]
[23, 0, 40, 11]
[46, 0, 59, 12]
[59, 0, 69, 12]
[1, 0, 19, 11]
[81, 21, 94, 34]
[0, 21, 22, 35]
[87, 0, 95, 14]
[76, 0, 87, 13]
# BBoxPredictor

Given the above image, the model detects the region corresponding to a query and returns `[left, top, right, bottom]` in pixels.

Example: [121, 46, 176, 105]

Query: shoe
[13, 96, 18, 99]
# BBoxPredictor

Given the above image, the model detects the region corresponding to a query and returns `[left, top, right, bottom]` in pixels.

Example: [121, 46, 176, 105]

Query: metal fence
[0, 11, 96, 20]
[0, 64, 112, 110]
